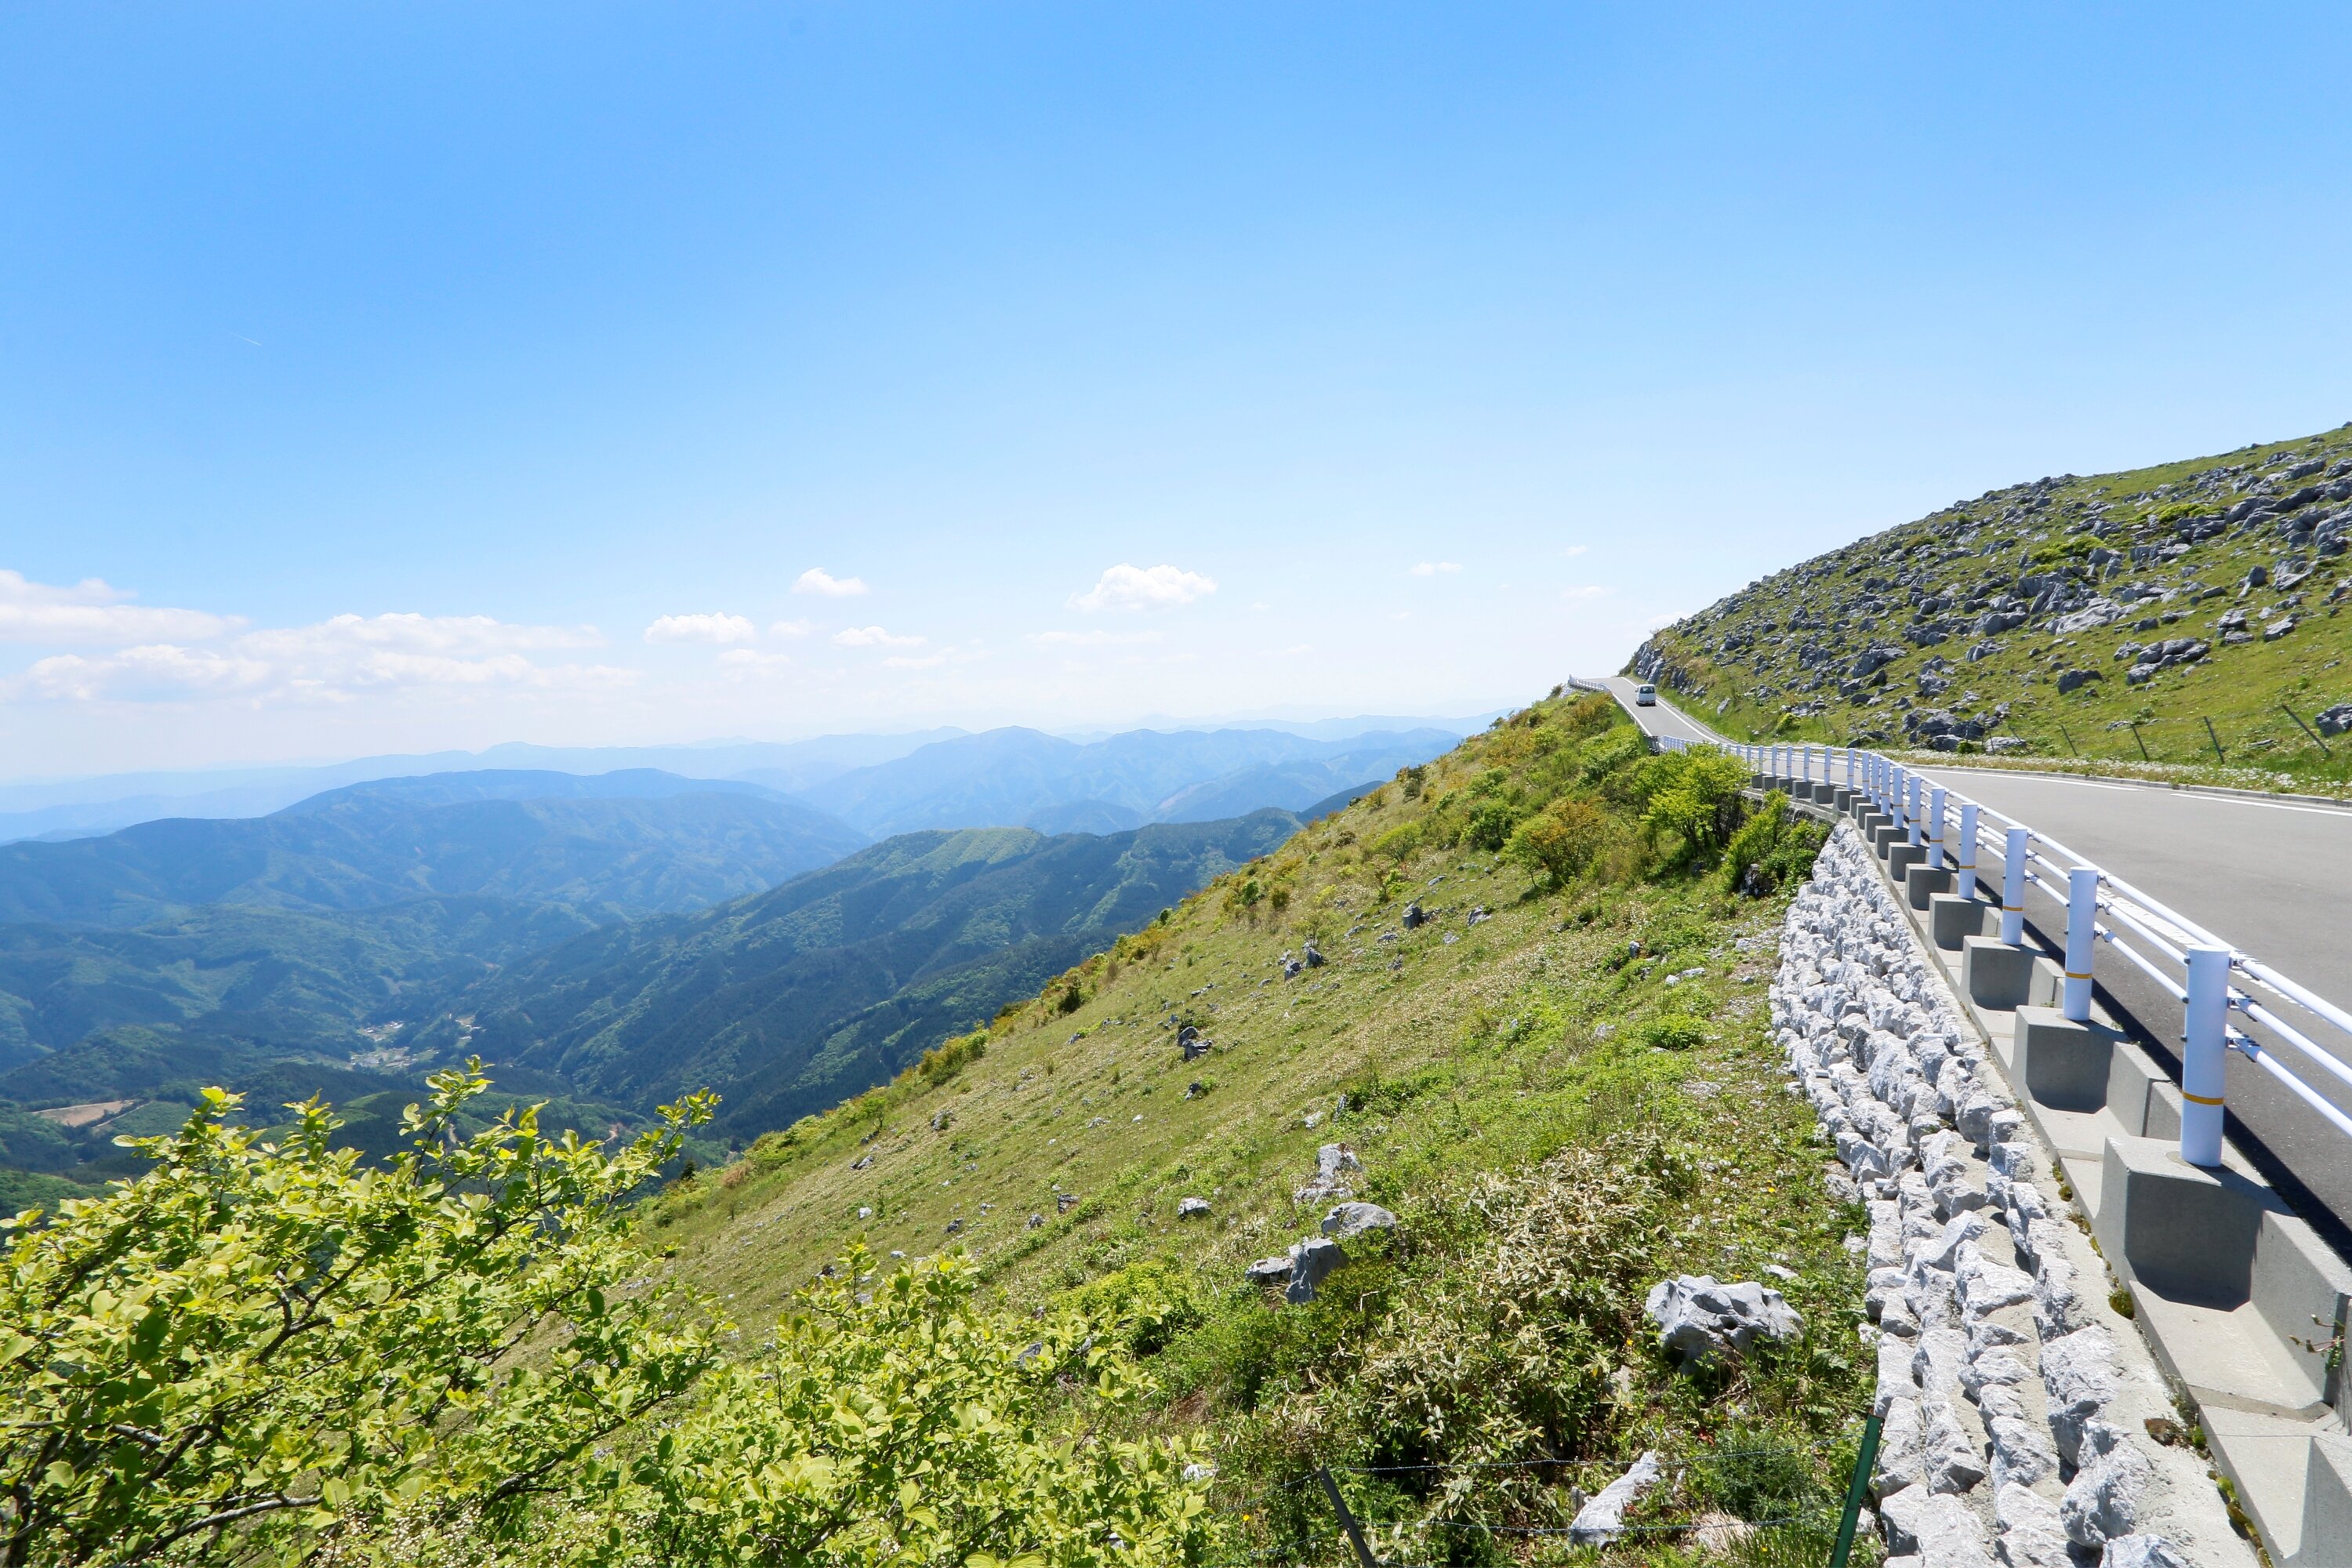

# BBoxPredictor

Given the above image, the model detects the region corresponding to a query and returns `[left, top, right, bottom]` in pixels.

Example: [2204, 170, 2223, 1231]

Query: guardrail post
[1907, 775, 1925, 846]
[1957, 803, 1980, 900]
[1928, 786, 1947, 868]
[1845, 747, 1856, 789]
[2182, 946, 2229, 1167]
[2001, 828, 2027, 945]
[2063, 867, 2099, 1022]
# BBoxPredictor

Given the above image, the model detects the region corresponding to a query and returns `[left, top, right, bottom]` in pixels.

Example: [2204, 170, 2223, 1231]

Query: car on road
[1634, 683, 1657, 706]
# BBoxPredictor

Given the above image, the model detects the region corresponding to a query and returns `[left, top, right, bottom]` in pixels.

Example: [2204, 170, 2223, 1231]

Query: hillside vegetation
[641, 690, 1867, 1565]
[1631, 419, 2352, 777]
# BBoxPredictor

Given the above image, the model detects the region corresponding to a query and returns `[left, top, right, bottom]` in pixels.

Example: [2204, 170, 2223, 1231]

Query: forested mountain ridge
[431, 810, 1313, 1137]
[1631, 419, 2352, 773]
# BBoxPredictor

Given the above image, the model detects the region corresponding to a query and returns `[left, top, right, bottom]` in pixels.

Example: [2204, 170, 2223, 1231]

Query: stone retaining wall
[1773, 824, 2252, 1568]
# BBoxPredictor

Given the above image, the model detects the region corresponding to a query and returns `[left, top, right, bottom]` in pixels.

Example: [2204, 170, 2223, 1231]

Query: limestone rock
[2099, 1536, 2190, 1568]
[1285, 1236, 1347, 1304]
[1875, 1397, 1926, 1496]
[1879, 1484, 1994, 1567]
[1643, 1275, 1805, 1365]
[1176, 1196, 1212, 1220]
[1245, 1255, 1293, 1286]
[1319, 1201, 1398, 1238]
[2061, 1421, 2154, 1547]
[1922, 1399, 1987, 1494]
[1992, 1481, 2071, 1568]
[1568, 1450, 1662, 1545]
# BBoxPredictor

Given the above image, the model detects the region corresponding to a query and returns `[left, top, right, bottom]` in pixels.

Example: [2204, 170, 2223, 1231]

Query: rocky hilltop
[1630, 421, 2352, 770]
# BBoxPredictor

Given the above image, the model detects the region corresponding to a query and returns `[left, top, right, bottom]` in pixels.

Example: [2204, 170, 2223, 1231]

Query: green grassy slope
[636, 692, 1869, 1563]
[1629, 420, 2352, 776]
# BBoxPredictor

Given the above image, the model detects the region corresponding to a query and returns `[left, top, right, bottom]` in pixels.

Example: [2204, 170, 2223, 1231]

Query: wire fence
[1209, 1428, 1875, 1568]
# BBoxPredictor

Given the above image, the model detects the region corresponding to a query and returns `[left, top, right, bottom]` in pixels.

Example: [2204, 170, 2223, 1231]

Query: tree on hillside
[0, 1066, 723, 1568]
[582, 1250, 1218, 1568]
[0, 1071, 1218, 1568]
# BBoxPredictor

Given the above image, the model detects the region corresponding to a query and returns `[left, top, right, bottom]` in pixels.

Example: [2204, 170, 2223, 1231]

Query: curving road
[1591, 674, 2352, 1234]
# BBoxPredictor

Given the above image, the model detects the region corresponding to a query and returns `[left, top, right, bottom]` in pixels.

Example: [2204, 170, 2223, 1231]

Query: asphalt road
[1592, 674, 2352, 1235]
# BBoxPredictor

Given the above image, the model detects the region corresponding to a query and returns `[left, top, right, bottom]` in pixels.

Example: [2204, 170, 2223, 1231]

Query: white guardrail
[1649, 730, 2352, 1170]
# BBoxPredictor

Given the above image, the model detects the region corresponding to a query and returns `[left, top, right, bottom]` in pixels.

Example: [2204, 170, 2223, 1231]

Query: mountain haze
[0, 771, 867, 928]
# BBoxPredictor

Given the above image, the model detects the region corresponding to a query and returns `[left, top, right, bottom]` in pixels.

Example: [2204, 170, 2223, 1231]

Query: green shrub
[1639, 1014, 1709, 1051]
[1505, 797, 1611, 888]
[1465, 797, 1520, 852]
[1721, 793, 1831, 897]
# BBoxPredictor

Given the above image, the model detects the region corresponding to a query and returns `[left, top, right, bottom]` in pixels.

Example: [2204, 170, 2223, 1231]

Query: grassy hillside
[1630, 420, 2352, 777]
[436, 811, 1314, 1140]
[635, 691, 1869, 1563]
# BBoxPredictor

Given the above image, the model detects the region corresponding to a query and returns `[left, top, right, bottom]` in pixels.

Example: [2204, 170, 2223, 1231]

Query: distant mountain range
[0, 724, 1417, 1196]
[0, 771, 868, 928]
[0, 715, 1482, 844]
[796, 726, 1456, 837]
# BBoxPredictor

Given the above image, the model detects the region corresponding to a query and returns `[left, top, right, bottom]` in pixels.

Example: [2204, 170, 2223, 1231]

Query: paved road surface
[1591, 674, 2352, 1235]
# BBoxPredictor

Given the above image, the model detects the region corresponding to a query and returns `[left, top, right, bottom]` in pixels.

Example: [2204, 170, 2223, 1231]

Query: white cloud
[0, 569, 240, 644]
[644, 612, 757, 645]
[1025, 630, 1163, 647]
[794, 568, 869, 597]
[238, 613, 602, 659]
[1069, 563, 1216, 613]
[717, 648, 794, 679]
[1560, 585, 1613, 602]
[1561, 544, 1589, 558]
[18, 645, 274, 702]
[768, 619, 813, 638]
[1409, 561, 1462, 577]
[832, 625, 925, 649]
[11, 612, 622, 706]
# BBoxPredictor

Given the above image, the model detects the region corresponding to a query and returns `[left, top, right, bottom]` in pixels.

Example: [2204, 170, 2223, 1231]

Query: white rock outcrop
[1771, 824, 2206, 1565]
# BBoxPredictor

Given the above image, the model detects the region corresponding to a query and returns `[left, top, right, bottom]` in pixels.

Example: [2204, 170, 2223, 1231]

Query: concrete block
[1831, 786, 1855, 811]
[1931, 894, 1987, 951]
[1888, 843, 1926, 881]
[1965, 938, 2036, 1011]
[2298, 1433, 2352, 1566]
[1906, 864, 1954, 909]
[2017, 1007, 2121, 1112]
[1871, 823, 1903, 857]
[2102, 1041, 2169, 1138]
[2252, 1210, 2352, 1410]
[2099, 1132, 2283, 1309]
[2143, 1080, 2182, 1142]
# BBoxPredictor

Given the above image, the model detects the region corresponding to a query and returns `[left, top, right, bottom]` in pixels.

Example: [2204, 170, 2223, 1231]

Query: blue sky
[5, 3, 2350, 776]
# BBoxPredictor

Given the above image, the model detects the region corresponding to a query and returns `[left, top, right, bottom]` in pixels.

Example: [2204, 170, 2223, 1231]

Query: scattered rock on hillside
[1055, 1191, 1081, 1214]
[1295, 1142, 1363, 1202]
[1245, 1254, 1294, 1287]
[1177, 1196, 1212, 1220]
[1303, 940, 1326, 968]
[2054, 668, 2101, 695]
[1568, 1451, 1663, 1546]
[2316, 702, 2352, 737]
[1319, 1201, 1397, 1238]
[1401, 901, 1428, 930]
[1643, 1275, 1804, 1366]
[1286, 1236, 1347, 1303]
